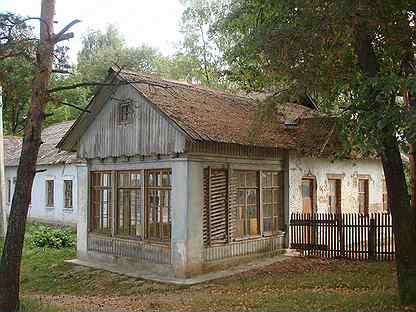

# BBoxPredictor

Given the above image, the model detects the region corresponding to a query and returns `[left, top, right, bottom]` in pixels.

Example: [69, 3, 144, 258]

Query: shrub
[30, 225, 75, 249]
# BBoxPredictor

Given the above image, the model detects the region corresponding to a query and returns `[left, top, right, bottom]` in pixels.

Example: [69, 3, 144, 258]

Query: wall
[288, 151, 385, 214]
[5, 163, 78, 226]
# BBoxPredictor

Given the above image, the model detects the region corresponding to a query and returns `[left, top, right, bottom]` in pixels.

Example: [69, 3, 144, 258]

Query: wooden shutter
[203, 167, 228, 246]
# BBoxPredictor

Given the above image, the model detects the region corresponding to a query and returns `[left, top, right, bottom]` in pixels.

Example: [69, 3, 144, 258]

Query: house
[4, 121, 83, 226]
[58, 67, 386, 279]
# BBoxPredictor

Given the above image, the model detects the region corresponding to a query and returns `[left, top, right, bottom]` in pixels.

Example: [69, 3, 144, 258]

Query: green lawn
[0, 224, 413, 311]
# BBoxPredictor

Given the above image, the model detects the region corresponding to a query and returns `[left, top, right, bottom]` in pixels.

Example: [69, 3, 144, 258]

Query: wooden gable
[76, 83, 186, 159]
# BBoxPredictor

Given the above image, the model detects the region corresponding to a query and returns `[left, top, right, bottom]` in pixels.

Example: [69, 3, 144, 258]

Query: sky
[1, 0, 185, 64]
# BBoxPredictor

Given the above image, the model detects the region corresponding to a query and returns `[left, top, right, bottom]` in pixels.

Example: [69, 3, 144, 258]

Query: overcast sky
[1, 0, 185, 63]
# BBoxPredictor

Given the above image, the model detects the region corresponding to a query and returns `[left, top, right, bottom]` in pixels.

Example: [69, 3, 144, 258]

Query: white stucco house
[4, 121, 83, 226]
[56, 68, 387, 279]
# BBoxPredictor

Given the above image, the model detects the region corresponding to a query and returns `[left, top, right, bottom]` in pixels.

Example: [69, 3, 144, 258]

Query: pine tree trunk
[0, 1, 55, 311]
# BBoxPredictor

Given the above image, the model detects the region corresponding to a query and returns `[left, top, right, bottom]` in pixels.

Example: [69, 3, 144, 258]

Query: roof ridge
[118, 69, 255, 104]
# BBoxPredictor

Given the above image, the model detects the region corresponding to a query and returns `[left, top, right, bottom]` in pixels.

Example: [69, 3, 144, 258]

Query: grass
[0, 224, 412, 311]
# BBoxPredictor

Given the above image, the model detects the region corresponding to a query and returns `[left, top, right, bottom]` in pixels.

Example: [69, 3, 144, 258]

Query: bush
[30, 225, 75, 249]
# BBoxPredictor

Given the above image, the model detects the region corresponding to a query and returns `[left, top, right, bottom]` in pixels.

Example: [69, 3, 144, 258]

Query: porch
[74, 154, 288, 278]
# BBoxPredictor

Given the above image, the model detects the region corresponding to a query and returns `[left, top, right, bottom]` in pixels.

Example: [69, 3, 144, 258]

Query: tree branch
[60, 101, 91, 113]
[48, 78, 171, 93]
[52, 19, 81, 43]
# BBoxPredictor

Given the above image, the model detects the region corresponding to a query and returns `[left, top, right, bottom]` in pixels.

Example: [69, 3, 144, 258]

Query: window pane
[246, 172, 257, 187]
[263, 189, 272, 203]
[238, 172, 245, 187]
[247, 189, 257, 205]
[272, 173, 280, 187]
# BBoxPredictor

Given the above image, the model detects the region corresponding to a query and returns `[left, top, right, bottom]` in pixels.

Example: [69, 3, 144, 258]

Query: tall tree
[77, 25, 168, 91]
[215, 0, 416, 303]
[0, 2, 79, 310]
[176, 0, 228, 88]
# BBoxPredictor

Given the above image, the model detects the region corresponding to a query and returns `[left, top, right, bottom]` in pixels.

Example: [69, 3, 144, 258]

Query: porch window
[90, 172, 112, 234]
[64, 180, 73, 209]
[46, 179, 54, 207]
[236, 171, 259, 237]
[262, 171, 282, 234]
[145, 169, 171, 241]
[358, 179, 369, 215]
[117, 171, 143, 237]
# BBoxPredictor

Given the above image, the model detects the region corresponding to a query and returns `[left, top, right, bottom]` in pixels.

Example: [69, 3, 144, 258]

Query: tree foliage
[213, 0, 416, 304]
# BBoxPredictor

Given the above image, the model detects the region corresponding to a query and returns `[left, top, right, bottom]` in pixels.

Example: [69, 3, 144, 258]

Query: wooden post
[368, 218, 376, 261]
[0, 85, 6, 238]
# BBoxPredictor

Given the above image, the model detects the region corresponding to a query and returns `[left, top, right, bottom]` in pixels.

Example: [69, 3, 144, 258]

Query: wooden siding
[79, 84, 186, 159]
[88, 234, 171, 264]
[203, 235, 284, 262]
[186, 141, 283, 160]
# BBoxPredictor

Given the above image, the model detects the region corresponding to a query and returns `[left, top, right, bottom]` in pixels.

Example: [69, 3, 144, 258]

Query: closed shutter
[203, 167, 228, 246]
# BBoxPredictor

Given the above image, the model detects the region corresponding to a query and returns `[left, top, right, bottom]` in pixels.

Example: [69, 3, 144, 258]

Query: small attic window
[118, 100, 133, 124]
[284, 120, 298, 129]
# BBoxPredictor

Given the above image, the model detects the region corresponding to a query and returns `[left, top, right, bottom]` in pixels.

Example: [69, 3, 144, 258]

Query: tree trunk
[354, 19, 416, 304]
[380, 131, 416, 304]
[0, 1, 55, 311]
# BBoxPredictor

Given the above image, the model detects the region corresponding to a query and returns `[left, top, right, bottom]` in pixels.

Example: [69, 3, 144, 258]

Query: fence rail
[290, 213, 395, 261]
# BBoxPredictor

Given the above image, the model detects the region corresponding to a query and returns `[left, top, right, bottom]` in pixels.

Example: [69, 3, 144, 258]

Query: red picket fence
[290, 213, 395, 261]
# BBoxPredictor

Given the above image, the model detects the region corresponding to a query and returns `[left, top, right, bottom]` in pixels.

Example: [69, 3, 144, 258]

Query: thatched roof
[59, 68, 343, 157]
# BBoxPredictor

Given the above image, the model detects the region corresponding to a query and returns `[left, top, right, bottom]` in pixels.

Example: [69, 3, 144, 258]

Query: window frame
[90, 171, 113, 235]
[116, 170, 144, 238]
[63, 179, 73, 209]
[144, 169, 172, 242]
[45, 178, 55, 208]
[118, 100, 133, 125]
[301, 176, 316, 214]
[235, 170, 260, 239]
[382, 179, 389, 212]
[261, 171, 283, 235]
[358, 178, 369, 215]
[7, 178, 11, 203]
[328, 178, 341, 214]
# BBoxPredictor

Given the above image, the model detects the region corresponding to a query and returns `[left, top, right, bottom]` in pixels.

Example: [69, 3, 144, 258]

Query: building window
[236, 171, 259, 238]
[46, 179, 54, 207]
[64, 180, 73, 209]
[118, 101, 133, 124]
[262, 171, 282, 234]
[382, 179, 388, 212]
[117, 171, 143, 237]
[90, 172, 112, 234]
[145, 169, 171, 241]
[328, 179, 341, 214]
[302, 177, 316, 214]
[358, 179, 369, 215]
[7, 178, 11, 203]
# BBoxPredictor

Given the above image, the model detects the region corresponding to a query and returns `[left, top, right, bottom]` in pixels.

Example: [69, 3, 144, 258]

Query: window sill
[63, 208, 73, 213]
[45, 206, 54, 209]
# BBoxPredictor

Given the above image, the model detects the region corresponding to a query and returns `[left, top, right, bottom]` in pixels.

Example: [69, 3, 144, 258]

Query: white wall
[289, 152, 385, 214]
[5, 163, 78, 226]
